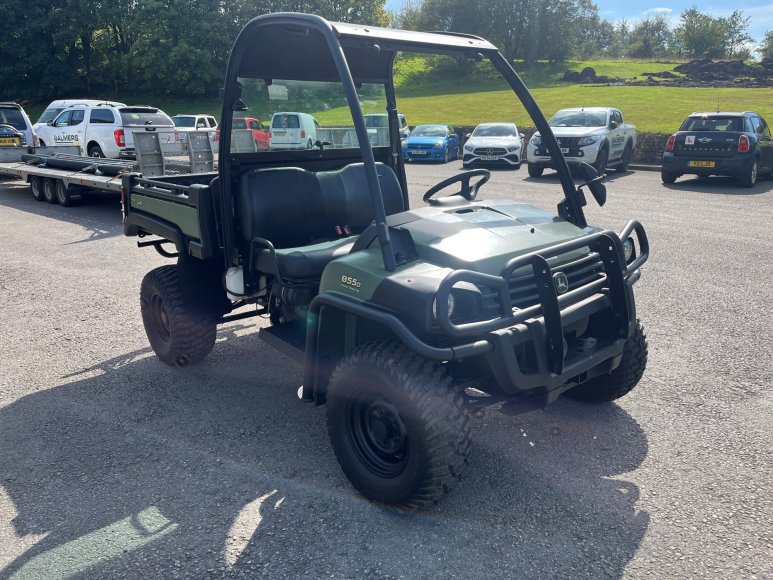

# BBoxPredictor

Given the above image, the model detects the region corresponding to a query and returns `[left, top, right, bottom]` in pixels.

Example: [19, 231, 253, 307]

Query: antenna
[716, 90, 720, 113]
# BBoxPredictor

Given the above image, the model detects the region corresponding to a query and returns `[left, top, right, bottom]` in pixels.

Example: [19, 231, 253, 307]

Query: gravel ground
[0, 165, 771, 579]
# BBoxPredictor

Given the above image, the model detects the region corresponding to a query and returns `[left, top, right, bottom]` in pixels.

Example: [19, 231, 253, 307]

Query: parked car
[36, 103, 174, 159]
[661, 111, 773, 187]
[269, 112, 320, 150]
[364, 113, 409, 146]
[527, 107, 636, 177]
[402, 124, 459, 162]
[33, 99, 126, 133]
[0, 102, 38, 147]
[462, 122, 523, 169]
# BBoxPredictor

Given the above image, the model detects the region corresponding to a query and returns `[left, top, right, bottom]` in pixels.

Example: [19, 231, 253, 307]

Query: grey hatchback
[0, 102, 37, 148]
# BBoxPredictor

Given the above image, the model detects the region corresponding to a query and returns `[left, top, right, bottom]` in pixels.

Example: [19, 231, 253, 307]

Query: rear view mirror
[577, 162, 606, 207]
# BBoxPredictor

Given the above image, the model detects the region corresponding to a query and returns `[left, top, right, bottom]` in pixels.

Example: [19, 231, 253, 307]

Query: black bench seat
[237, 162, 404, 280]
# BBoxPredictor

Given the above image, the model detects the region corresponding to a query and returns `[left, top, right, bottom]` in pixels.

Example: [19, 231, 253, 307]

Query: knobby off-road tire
[565, 321, 648, 403]
[528, 164, 544, 178]
[140, 265, 217, 367]
[326, 342, 472, 511]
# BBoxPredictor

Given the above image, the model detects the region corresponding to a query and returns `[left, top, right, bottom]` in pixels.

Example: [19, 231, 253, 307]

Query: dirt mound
[562, 67, 623, 84]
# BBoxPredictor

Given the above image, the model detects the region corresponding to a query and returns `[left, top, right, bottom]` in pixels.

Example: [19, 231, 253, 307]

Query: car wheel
[55, 180, 77, 207]
[739, 158, 758, 188]
[564, 321, 647, 403]
[140, 265, 218, 367]
[661, 170, 678, 184]
[443, 147, 449, 163]
[38, 139, 46, 147]
[326, 342, 471, 511]
[307, 138, 314, 150]
[594, 146, 608, 176]
[30, 176, 45, 201]
[88, 144, 105, 158]
[43, 178, 58, 204]
[616, 143, 632, 173]
[528, 164, 544, 178]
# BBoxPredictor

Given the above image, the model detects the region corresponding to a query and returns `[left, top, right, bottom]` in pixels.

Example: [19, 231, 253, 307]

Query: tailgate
[672, 131, 739, 158]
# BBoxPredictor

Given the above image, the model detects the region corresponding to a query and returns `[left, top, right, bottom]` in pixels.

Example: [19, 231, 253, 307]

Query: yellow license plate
[0, 137, 21, 146]
[688, 160, 715, 168]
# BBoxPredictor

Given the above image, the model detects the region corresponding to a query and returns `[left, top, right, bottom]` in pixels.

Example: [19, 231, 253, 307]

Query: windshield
[38, 108, 63, 124]
[365, 115, 388, 128]
[0, 108, 26, 130]
[411, 125, 447, 137]
[549, 110, 606, 128]
[472, 124, 516, 137]
[680, 116, 741, 132]
[173, 117, 196, 128]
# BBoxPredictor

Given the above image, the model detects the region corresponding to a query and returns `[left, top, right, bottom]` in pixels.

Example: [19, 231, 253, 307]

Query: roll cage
[218, 13, 586, 272]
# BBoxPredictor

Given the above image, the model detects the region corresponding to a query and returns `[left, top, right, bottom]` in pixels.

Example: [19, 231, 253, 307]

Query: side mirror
[233, 98, 248, 111]
[610, 120, 619, 130]
[465, 133, 471, 138]
[47, 121, 54, 126]
[519, 133, 525, 139]
[577, 162, 606, 207]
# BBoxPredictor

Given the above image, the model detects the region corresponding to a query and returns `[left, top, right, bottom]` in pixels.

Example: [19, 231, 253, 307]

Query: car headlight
[434, 141, 445, 148]
[622, 238, 635, 263]
[432, 292, 455, 320]
[578, 136, 600, 147]
[464, 143, 474, 152]
[530, 135, 541, 146]
[506, 144, 521, 152]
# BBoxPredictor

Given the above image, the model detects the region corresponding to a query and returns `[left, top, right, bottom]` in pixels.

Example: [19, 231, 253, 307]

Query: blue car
[402, 124, 460, 163]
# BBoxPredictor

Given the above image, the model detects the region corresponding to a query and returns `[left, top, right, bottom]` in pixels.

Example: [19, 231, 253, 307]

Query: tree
[724, 10, 752, 59]
[675, 7, 727, 59]
[628, 13, 674, 58]
[759, 31, 773, 59]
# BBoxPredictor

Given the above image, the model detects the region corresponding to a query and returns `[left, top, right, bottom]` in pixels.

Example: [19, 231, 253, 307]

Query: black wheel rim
[149, 294, 171, 343]
[346, 389, 409, 478]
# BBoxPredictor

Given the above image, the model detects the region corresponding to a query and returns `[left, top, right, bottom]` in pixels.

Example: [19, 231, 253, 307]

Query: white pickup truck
[526, 107, 636, 177]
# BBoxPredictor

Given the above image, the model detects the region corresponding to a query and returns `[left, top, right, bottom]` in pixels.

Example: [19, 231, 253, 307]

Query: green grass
[19, 59, 772, 135]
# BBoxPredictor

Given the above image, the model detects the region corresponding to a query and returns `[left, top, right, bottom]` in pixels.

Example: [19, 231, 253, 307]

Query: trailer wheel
[140, 265, 218, 367]
[55, 180, 77, 207]
[43, 179, 58, 204]
[565, 321, 647, 403]
[326, 342, 471, 510]
[30, 176, 45, 201]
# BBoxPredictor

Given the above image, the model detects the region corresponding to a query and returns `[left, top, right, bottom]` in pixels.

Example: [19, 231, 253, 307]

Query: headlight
[464, 143, 474, 152]
[530, 135, 541, 146]
[432, 292, 455, 320]
[434, 141, 445, 148]
[578, 136, 600, 147]
[622, 238, 635, 263]
[506, 144, 521, 152]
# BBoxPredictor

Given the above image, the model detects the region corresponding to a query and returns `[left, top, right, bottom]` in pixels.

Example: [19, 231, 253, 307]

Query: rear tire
[43, 178, 58, 204]
[140, 265, 217, 366]
[661, 171, 678, 184]
[528, 164, 544, 178]
[30, 176, 45, 201]
[88, 144, 105, 158]
[565, 321, 647, 403]
[327, 342, 471, 511]
[739, 158, 758, 188]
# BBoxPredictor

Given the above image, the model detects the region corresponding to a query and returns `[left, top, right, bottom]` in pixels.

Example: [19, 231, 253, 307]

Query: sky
[384, 0, 773, 43]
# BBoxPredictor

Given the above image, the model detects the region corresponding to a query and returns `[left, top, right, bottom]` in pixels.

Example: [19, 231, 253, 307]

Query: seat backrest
[237, 162, 405, 248]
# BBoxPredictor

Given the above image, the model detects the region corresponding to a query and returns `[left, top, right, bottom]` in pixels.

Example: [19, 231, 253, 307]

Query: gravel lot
[0, 164, 771, 579]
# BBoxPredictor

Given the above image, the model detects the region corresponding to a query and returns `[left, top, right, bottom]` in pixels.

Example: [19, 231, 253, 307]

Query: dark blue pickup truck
[661, 111, 773, 187]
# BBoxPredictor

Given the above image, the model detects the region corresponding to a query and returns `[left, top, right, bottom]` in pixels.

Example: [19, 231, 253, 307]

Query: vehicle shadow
[0, 328, 649, 578]
[661, 175, 773, 195]
[0, 180, 123, 242]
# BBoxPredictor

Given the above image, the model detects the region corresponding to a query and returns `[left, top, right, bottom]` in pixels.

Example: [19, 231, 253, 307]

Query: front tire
[565, 321, 648, 403]
[140, 265, 217, 366]
[616, 143, 632, 173]
[739, 158, 758, 188]
[528, 164, 544, 178]
[594, 146, 608, 176]
[326, 342, 471, 511]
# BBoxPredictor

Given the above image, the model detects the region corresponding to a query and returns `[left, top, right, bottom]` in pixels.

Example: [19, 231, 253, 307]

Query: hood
[405, 135, 447, 146]
[394, 200, 586, 274]
[534, 127, 606, 139]
[465, 136, 521, 149]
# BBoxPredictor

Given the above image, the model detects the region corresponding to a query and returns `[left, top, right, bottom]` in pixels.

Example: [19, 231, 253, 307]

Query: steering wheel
[422, 169, 491, 204]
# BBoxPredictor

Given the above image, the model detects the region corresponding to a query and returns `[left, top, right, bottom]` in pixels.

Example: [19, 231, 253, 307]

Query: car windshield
[38, 108, 63, 124]
[173, 117, 196, 128]
[411, 125, 447, 137]
[365, 115, 388, 128]
[681, 116, 741, 132]
[472, 124, 516, 137]
[0, 108, 27, 130]
[549, 111, 606, 128]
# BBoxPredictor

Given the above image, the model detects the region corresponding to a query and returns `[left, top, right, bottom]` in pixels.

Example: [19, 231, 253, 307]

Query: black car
[661, 111, 773, 187]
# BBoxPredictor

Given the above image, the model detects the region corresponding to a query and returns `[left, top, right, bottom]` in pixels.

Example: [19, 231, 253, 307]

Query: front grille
[556, 137, 581, 148]
[410, 143, 435, 150]
[473, 147, 507, 156]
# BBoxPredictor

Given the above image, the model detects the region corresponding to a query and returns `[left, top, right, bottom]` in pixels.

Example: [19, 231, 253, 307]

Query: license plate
[0, 137, 20, 146]
[411, 150, 428, 156]
[481, 155, 498, 161]
[560, 148, 569, 154]
[688, 160, 715, 168]
[273, 131, 286, 137]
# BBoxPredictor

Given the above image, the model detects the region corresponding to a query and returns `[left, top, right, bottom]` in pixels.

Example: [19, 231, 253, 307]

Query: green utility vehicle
[122, 13, 650, 510]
